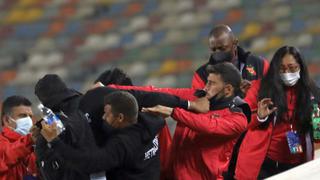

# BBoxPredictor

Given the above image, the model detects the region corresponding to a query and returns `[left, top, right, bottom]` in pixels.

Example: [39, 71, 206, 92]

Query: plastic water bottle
[38, 103, 65, 134]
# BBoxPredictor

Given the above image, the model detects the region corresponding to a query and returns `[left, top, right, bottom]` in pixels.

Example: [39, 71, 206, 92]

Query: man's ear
[118, 113, 124, 123]
[225, 84, 234, 96]
[1, 117, 5, 127]
[233, 38, 239, 46]
[2, 115, 11, 127]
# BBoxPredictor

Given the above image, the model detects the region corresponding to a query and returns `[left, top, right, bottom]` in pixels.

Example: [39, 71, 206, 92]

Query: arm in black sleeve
[82, 87, 188, 110]
[125, 89, 188, 109]
[50, 136, 127, 174]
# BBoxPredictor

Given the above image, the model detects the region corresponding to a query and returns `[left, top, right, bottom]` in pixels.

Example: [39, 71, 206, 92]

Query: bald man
[192, 24, 269, 94]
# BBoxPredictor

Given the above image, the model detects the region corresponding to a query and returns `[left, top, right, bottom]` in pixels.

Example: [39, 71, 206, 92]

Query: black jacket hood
[42, 89, 82, 111]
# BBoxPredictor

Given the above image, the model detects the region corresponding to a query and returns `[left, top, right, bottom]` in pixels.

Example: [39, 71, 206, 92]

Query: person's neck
[3, 123, 15, 131]
[210, 95, 235, 110]
[284, 84, 297, 91]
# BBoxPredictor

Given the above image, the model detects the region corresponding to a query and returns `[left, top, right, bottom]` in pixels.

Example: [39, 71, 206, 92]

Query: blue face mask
[9, 116, 33, 136]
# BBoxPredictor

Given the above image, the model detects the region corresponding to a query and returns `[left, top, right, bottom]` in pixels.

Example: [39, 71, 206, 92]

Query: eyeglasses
[279, 64, 300, 73]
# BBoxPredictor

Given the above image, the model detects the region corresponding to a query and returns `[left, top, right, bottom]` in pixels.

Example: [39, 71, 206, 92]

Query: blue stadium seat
[120, 33, 134, 46]
[106, 2, 126, 16]
[60, 20, 82, 36]
[152, 30, 166, 44]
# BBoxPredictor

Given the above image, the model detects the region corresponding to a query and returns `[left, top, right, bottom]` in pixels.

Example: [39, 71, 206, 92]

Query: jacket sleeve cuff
[171, 108, 183, 122]
[180, 100, 188, 110]
[257, 115, 268, 122]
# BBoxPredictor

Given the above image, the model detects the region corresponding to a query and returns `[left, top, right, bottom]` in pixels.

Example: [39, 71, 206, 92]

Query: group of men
[0, 24, 268, 180]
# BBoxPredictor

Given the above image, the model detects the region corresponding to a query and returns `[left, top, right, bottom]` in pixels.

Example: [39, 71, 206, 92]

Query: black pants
[258, 157, 300, 179]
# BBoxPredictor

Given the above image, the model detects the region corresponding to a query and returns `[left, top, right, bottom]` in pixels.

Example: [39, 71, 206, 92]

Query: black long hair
[258, 46, 320, 133]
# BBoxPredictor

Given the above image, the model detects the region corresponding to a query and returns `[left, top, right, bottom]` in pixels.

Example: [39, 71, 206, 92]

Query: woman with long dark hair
[235, 46, 320, 179]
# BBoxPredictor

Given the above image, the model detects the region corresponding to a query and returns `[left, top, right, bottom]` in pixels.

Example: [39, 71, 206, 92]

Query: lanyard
[286, 110, 295, 132]
[287, 88, 295, 132]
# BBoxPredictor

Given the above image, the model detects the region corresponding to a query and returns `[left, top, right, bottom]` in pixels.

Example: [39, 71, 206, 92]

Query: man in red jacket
[0, 95, 37, 180]
[192, 24, 269, 94]
[138, 63, 250, 179]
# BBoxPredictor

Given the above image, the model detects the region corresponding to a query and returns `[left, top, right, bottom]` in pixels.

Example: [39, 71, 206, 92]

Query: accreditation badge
[286, 131, 303, 154]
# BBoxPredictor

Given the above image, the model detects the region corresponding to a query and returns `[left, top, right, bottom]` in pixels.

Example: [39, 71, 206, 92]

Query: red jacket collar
[1, 127, 23, 142]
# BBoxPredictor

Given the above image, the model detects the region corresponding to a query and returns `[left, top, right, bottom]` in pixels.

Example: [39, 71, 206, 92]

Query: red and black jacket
[192, 46, 269, 89]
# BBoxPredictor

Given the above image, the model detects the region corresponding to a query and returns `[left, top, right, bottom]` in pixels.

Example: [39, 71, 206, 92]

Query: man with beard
[108, 63, 251, 179]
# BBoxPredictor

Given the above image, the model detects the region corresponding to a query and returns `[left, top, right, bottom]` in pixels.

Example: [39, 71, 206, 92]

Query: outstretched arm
[143, 105, 246, 136]
[108, 84, 197, 101]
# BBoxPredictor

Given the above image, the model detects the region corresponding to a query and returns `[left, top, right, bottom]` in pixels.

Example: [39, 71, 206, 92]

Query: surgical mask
[209, 51, 233, 64]
[9, 116, 33, 136]
[280, 71, 300, 86]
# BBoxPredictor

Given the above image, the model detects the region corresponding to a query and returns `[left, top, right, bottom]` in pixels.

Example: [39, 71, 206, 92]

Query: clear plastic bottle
[38, 103, 65, 134]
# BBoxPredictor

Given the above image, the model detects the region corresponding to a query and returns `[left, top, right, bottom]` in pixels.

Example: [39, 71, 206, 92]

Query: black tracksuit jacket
[50, 112, 164, 180]
[36, 87, 188, 180]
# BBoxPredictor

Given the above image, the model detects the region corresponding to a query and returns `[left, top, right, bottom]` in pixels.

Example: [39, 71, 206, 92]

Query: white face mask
[9, 116, 33, 136]
[280, 71, 300, 86]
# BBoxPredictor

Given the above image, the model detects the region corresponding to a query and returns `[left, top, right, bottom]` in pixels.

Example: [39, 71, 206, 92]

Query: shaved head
[208, 24, 238, 52]
[209, 24, 235, 40]
[207, 24, 239, 63]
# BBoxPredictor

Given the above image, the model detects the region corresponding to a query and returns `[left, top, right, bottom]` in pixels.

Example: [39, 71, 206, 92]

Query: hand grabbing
[189, 97, 210, 113]
[40, 121, 59, 143]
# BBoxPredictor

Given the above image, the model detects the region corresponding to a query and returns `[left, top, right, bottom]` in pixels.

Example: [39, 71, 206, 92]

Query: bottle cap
[38, 103, 44, 110]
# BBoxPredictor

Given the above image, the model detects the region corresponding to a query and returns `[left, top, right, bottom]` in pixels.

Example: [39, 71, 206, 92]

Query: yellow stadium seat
[154, 59, 177, 76]
[25, 8, 43, 22]
[4, 9, 25, 24]
[267, 36, 284, 50]
[239, 22, 262, 40]
[17, 0, 39, 7]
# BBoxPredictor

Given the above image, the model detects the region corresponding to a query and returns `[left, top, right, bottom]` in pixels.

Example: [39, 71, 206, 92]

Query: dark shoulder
[229, 96, 251, 122]
[113, 126, 142, 150]
[195, 63, 209, 82]
[237, 46, 264, 63]
[229, 106, 243, 113]
[196, 63, 208, 73]
[246, 54, 265, 63]
[85, 87, 115, 96]
[79, 87, 116, 112]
